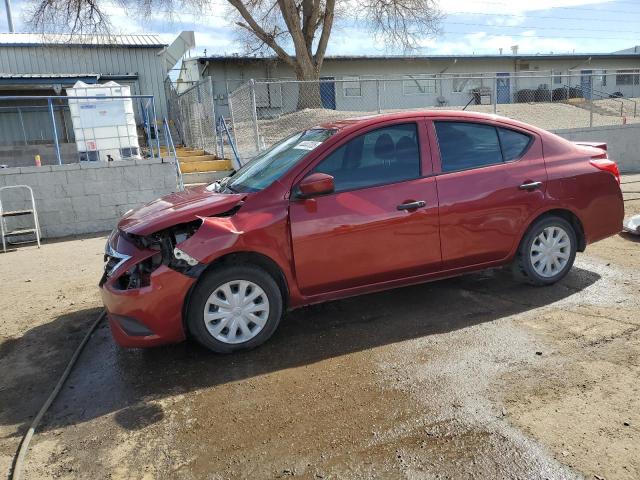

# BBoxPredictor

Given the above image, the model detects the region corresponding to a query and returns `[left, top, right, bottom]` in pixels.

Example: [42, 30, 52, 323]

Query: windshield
[225, 128, 335, 193]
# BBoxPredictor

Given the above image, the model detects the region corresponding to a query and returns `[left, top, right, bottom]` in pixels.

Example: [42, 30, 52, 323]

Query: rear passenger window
[313, 123, 421, 192]
[435, 122, 502, 172]
[498, 127, 532, 161]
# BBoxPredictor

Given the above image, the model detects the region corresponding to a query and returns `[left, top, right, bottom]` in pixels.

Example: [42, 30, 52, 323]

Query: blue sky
[3, 0, 640, 57]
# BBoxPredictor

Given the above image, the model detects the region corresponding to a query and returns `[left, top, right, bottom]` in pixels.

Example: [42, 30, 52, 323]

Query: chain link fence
[0, 94, 161, 167]
[167, 77, 218, 156]
[227, 70, 640, 161]
[227, 80, 261, 160]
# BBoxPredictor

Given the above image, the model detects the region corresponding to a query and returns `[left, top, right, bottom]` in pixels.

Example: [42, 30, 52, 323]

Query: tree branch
[227, 0, 295, 68]
[314, 0, 334, 67]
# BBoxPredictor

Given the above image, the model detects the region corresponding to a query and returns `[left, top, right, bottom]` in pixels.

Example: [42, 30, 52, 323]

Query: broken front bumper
[100, 230, 196, 348]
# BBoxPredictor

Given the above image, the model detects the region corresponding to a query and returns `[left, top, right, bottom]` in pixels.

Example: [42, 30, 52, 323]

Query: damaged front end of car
[100, 220, 204, 290]
[99, 193, 247, 347]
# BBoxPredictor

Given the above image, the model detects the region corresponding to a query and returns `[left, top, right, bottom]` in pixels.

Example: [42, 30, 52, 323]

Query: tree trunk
[295, 65, 323, 110]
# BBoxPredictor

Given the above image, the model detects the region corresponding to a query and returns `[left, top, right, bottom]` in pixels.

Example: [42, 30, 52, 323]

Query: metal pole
[17, 107, 27, 145]
[228, 90, 238, 156]
[196, 83, 205, 151]
[249, 79, 260, 152]
[493, 76, 497, 114]
[208, 77, 219, 157]
[48, 98, 62, 165]
[218, 118, 225, 159]
[376, 79, 381, 114]
[150, 97, 161, 158]
[141, 100, 153, 158]
[4, 0, 14, 32]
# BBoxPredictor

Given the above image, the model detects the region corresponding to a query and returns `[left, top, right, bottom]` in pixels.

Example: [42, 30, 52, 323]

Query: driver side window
[313, 123, 421, 192]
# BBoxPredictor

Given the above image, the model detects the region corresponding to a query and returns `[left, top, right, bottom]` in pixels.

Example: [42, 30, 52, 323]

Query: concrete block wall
[553, 124, 640, 173]
[0, 159, 178, 238]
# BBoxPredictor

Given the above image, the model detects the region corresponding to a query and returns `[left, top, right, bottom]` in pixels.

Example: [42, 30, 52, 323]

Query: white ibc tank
[67, 81, 140, 162]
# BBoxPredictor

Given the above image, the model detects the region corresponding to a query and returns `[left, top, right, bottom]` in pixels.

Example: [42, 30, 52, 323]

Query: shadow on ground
[620, 232, 640, 243]
[0, 265, 600, 436]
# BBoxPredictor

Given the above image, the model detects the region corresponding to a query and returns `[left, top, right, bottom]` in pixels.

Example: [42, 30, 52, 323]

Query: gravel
[230, 101, 640, 158]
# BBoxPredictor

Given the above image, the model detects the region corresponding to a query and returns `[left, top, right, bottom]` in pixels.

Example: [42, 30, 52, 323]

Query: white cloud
[438, 0, 617, 16]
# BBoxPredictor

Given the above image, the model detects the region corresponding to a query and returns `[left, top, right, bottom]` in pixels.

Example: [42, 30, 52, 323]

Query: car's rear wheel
[513, 216, 577, 286]
[187, 264, 283, 353]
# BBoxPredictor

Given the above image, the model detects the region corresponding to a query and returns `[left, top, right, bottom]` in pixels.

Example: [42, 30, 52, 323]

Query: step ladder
[0, 185, 41, 253]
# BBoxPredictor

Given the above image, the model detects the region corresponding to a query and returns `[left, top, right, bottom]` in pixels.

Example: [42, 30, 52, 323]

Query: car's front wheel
[187, 264, 283, 353]
[513, 216, 577, 286]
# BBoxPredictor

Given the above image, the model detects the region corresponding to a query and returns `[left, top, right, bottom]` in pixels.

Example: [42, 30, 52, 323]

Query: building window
[452, 75, 482, 93]
[254, 82, 283, 108]
[552, 70, 563, 85]
[343, 76, 362, 97]
[403, 75, 436, 95]
[602, 70, 607, 87]
[616, 69, 640, 85]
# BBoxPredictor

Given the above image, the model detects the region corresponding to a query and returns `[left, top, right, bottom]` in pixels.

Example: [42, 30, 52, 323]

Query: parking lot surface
[1, 175, 639, 479]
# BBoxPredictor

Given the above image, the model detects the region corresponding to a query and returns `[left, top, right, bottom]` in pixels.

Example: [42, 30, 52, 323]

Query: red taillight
[590, 158, 621, 184]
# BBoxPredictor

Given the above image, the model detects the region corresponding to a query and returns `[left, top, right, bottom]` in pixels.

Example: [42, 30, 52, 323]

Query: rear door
[429, 118, 547, 269]
[289, 119, 441, 296]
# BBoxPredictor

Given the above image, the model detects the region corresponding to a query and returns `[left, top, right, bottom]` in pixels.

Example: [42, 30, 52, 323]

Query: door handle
[397, 200, 426, 211]
[519, 181, 543, 191]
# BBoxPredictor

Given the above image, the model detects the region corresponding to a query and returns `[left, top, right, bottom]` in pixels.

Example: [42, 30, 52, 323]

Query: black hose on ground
[10, 310, 107, 480]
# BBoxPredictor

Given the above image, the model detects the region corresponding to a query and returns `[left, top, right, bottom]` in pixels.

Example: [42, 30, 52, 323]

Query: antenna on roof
[4, 0, 15, 32]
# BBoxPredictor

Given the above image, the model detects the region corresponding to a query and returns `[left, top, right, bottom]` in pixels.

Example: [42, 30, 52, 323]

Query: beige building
[177, 48, 640, 117]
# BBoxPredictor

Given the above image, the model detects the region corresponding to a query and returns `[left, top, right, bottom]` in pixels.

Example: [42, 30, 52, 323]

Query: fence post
[249, 79, 260, 152]
[376, 79, 381, 114]
[141, 99, 153, 157]
[228, 90, 237, 148]
[492, 76, 497, 114]
[150, 97, 161, 158]
[208, 77, 219, 157]
[17, 107, 27, 145]
[48, 98, 62, 165]
[589, 96, 594, 128]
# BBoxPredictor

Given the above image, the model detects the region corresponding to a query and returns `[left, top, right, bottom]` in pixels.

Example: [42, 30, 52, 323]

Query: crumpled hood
[118, 185, 245, 236]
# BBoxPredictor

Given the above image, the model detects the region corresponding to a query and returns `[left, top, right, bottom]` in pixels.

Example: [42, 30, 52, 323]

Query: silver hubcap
[530, 226, 571, 278]
[203, 280, 270, 344]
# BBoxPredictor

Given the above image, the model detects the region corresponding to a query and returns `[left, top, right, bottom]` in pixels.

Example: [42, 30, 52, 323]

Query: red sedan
[100, 111, 624, 353]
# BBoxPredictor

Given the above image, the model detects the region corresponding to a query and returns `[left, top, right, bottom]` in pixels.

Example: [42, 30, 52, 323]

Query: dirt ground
[1, 175, 639, 480]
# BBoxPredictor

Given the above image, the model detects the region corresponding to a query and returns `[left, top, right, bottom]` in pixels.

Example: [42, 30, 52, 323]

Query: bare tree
[26, 0, 441, 106]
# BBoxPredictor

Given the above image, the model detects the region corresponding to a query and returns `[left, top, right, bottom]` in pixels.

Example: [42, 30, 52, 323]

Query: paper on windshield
[293, 140, 322, 151]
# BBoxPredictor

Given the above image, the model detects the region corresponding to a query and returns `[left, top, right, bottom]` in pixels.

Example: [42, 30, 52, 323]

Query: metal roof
[0, 73, 98, 78]
[199, 51, 640, 63]
[0, 33, 167, 47]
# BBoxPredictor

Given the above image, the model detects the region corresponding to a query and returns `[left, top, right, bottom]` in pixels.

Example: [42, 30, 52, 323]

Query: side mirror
[297, 173, 335, 198]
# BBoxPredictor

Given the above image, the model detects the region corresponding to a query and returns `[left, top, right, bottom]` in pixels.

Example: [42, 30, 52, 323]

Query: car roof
[317, 110, 543, 135]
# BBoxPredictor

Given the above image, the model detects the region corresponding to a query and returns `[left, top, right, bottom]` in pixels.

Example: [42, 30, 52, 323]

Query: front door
[429, 119, 547, 270]
[289, 120, 441, 295]
[496, 73, 511, 104]
[581, 70, 593, 99]
[320, 77, 337, 110]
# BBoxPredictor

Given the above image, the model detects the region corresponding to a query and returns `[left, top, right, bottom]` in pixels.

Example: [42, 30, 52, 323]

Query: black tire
[186, 264, 283, 353]
[512, 216, 577, 286]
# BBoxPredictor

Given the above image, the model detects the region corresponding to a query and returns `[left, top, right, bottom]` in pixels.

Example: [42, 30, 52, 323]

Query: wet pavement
[0, 263, 607, 479]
